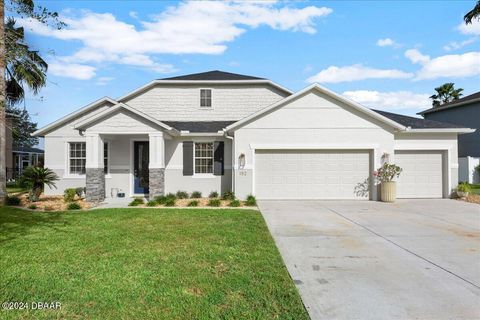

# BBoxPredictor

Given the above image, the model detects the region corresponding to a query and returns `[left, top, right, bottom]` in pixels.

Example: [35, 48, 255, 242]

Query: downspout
[223, 129, 235, 192]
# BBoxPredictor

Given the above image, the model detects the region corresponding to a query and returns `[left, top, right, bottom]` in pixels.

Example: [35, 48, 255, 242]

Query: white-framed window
[104, 142, 109, 174]
[194, 142, 214, 174]
[69, 142, 86, 174]
[200, 89, 212, 108]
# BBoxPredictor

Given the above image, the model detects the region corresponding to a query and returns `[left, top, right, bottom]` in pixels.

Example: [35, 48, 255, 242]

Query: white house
[33, 71, 474, 202]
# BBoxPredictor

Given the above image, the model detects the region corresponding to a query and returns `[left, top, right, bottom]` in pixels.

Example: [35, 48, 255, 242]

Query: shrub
[28, 204, 37, 210]
[245, 195, 257, 206]
[19, 167, 59, 202]
[165, 198, 176, 207]
[209, 191, 219, 198]
[128, 198, 145, 206]
[229, 199, 241, 207]
[155, 195, 167, 205]
[222, 191, 235, 200]
[166, 193, 177, 200]
[208, 198, 221, 207]
[75, 187, 85, 198]
[190, 191, 202, 199]
[187, 200, 199, 207]
[5, 195, 21, 206]
[176, 191, 189, 199]
[373, 163, 402, 183]
[67, 202, 81, 210]
[64, 188, 77, 202]
[146, 200, 157, 207]
[457, 183, 472, 193]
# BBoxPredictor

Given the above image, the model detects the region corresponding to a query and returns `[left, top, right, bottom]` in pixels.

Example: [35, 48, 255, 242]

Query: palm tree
[20, 166, 58, 201]
[429, 83, 464, 107]
[5, 18, 47, 106]
[465, 1, 480, 24]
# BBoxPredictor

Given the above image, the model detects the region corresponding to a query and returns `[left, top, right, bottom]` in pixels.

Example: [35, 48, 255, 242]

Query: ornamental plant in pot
[456, 183, 471, 198]
[374, 163, 402, 202]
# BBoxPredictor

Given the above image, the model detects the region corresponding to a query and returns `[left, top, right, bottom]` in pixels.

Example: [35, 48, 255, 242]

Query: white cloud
[405, 49, 480, 80]
[457, 19, 480, 36]
[95, 76, 114, 86]
[19, 1, 332, 74]
[49, 62, 96, 80]
[443, 37, 477, 51]
[342, 90, 431, 110]
[376, 38, 399, 47]
[307, 64, 413, 83]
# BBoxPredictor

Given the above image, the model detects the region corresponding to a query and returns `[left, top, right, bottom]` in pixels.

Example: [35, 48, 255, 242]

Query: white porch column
[148, 132, 165, 197]
[85, 133, 105, 202]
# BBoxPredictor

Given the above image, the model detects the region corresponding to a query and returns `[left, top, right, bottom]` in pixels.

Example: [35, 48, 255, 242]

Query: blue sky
[15, 0, 480, 130]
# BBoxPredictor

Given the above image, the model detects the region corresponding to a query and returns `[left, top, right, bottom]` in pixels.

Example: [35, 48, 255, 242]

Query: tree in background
[429, 83, 464, 107]
[464, 0, 480, 24]
[0, 0, 64, 201]
[7, 106, 38, 147]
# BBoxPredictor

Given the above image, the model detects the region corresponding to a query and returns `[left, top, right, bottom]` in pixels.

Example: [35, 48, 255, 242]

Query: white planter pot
[456, 191, 469, 198]
[381, 181, 397, 203]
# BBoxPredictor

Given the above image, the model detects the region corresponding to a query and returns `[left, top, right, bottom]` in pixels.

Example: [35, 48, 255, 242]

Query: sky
[13, 0, 480, 131]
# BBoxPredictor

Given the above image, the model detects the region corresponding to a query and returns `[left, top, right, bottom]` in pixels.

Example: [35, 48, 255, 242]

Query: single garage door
[255, 150, 370, 200]
[395, 150, 444, 198]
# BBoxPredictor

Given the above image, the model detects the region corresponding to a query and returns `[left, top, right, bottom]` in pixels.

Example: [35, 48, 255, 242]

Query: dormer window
[200, 89, 212, 107]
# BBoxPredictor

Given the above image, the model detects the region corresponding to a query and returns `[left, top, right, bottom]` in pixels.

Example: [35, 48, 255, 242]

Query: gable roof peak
[159, 70, 265, 81]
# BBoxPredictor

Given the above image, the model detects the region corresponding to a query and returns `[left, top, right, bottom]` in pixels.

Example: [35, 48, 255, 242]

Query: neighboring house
[33, 70, 474, 202]
[5, 113, 44, 180]
[418, 91, 480, 183]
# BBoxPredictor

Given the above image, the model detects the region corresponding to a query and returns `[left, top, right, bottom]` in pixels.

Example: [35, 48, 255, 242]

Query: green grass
[0, 206, 308, 320]
[469, 184, 480, 195]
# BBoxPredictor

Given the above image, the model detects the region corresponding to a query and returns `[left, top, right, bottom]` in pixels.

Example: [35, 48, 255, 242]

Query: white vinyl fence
[459, 157, 480, 184]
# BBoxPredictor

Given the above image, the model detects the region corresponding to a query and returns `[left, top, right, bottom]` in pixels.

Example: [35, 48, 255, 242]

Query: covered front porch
[83, 132, 167, 202]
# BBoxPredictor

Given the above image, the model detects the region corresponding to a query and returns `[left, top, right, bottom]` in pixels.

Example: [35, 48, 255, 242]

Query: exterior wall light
[238, 153, 246, 169]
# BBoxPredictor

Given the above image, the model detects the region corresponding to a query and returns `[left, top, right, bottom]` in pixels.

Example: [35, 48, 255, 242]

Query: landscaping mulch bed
[457, 193, 480, 205]
[14, 193, 91, 211]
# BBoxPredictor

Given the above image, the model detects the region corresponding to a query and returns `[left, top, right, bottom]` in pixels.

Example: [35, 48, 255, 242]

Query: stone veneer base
[86, 168, 105, 202]
[149, 168, 165, 198]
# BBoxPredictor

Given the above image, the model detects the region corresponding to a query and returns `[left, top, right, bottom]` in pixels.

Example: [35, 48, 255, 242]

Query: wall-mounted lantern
[238, 153, 246, 169]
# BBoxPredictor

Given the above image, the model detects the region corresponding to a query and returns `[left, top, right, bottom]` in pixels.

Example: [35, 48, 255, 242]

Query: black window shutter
[183, 141, 194, 176]
[214, 141, 224, 176]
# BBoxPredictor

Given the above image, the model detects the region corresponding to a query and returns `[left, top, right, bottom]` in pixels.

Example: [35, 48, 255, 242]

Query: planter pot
[457, 191, 469, 198]
[381, 181, 397, 203]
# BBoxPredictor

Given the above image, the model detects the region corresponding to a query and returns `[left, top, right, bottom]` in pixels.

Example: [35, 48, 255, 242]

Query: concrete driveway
[258, 200, 480, 320]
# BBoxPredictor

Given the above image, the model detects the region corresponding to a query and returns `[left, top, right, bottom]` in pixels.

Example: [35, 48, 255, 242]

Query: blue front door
[134, 141, 149, 194]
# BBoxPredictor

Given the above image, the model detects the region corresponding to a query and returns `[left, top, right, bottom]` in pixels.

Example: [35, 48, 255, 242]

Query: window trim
[193, 141, 215, 177]
[68, 141, 86, 176]
[199, 88, 213, 109]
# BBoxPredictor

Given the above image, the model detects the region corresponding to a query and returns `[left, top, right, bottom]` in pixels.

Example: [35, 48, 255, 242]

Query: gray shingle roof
[372, 109, 465, 129]
[160, 70, 264, 81]
[13, 146, 44, 153]
[163, 121, 236, 133]
[418, 91, 480, 115]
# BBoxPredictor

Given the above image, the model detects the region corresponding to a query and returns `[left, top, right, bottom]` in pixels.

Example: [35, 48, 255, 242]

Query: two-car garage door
[254, 149, 444, 200]
[255, 150, 371, 200]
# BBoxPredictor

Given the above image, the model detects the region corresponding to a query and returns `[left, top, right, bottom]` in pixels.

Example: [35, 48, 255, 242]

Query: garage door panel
[255, 150, 370, 200]
[395, 150, 443, 198]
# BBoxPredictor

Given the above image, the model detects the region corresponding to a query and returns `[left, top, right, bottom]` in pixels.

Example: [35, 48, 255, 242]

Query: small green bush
[457, 183, 472, 193]
[190, 191, 202, 199]
[67, 202, 81, 210]
[165, 198, 176, 207]
[176, 191, 189, 199]
[245, 195, 257, 206]
[146, 200, 157, 207]
[222, 191, 235, 200]
[209, 191, 219, 198]
[75, 187, 85, 198]
[64, 188, 76, 202]
[229, 199, 241, 207]
[208, 198, 221, 207]
[5, 195, 21, 206]
[187, 200, 199, 207]
[155, 195, 167, 205]
[28, 204, 37, 210]
[128, 198, 145, 206]
[166, 193, 177, 200]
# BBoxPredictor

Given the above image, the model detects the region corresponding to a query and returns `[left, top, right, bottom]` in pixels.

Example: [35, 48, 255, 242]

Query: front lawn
[0, 207, 308, 320]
